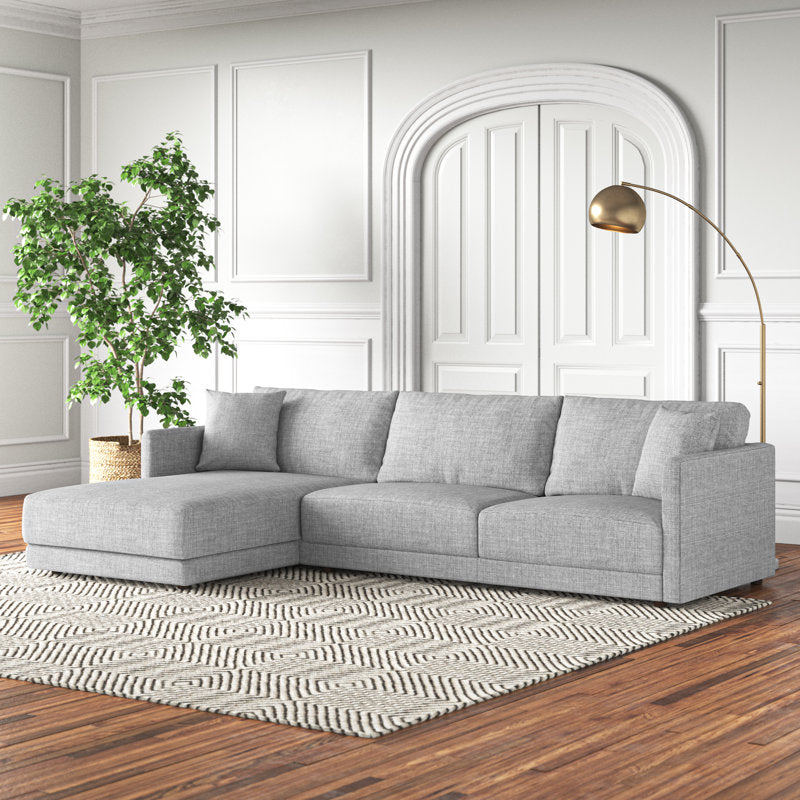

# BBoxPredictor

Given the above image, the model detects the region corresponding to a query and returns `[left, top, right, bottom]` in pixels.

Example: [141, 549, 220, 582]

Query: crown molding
[0, 0, 80, 38]
[0, 0, 434, 40]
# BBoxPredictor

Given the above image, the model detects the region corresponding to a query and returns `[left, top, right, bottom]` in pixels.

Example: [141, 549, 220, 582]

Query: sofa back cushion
[255, 387, 398, 481]
[377, 392, 563, 494]
[545, 395, 750, 496]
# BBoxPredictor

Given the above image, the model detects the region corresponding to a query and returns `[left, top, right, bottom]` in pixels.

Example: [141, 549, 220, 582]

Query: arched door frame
[382, 62, 698, 398]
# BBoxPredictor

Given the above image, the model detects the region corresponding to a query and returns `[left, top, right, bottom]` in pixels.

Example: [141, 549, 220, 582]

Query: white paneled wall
[82, 52, 379, 477]
[1, 0, 798, 543]
[83, 65, 221, 465]
[0, 69, 69, 280]
[0, 337, 70, 445]
[703, 309, 800, 542]
[716, 9, 800, 280]
[0, 34, 80, 495]
[702, 7, 800, 542]
[232, 52, 370, 282]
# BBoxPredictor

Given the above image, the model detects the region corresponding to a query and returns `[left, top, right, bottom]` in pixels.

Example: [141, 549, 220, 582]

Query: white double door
[421, 103, 663, 399]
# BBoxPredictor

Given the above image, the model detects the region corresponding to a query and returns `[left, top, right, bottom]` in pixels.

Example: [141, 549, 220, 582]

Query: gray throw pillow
[632, 406, 721, 500]
[196, 389, 285, 472]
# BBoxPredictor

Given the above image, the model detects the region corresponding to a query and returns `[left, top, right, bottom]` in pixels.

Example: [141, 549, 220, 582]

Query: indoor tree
[4, 132, 246, 445]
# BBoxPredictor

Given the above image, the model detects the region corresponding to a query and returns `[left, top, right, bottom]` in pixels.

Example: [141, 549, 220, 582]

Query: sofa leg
[751, 579, 763, 586]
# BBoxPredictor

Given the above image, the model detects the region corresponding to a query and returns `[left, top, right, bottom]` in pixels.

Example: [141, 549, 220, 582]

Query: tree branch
[128, 188, 152, 233]
[68, 226, 121, 362]
[149, 286, 165, 318]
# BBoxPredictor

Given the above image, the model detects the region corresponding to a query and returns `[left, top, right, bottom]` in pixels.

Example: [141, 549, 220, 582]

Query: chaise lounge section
[21, 388, 777, 603]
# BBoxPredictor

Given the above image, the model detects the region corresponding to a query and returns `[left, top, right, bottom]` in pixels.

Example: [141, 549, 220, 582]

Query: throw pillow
[196, 389, 286, 472]
[632, 406, 721, 500]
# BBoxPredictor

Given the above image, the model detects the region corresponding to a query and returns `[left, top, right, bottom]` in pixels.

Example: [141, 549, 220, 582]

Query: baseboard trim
[0, 458, 81, 497]
[777, 507, 800, 545]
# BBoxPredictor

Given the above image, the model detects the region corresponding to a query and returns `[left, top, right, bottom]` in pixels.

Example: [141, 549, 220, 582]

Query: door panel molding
[384, 62, 697, 398]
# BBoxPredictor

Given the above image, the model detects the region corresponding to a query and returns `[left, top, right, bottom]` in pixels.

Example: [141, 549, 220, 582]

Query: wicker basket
[88, 436, 141, 483]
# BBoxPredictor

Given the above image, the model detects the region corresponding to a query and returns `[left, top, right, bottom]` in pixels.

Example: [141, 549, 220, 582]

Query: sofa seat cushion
[479, 495, 663, 574]
[302, 482, 529, 557]
[23, 472, 355, 561]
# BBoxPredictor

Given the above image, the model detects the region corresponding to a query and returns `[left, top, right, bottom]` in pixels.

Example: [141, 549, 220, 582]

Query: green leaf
[5, 131, 245, 431]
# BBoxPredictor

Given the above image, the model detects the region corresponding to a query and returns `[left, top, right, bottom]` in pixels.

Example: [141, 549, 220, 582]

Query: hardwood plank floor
[1, 493, 798, 799]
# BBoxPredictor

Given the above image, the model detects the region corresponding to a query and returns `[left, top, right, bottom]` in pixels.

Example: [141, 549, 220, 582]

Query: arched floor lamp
[588, 182, 766, 443]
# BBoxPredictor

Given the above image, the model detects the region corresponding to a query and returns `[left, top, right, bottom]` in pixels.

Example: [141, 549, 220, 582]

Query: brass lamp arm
[621, 181, 765, 327]
[620, 181, 766, 443]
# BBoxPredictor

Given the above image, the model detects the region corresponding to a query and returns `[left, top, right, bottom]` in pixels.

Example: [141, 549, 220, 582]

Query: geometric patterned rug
[0, 552, 769, 737]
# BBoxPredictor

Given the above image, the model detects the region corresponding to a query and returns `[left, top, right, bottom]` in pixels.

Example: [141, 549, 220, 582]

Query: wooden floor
[1, 495, 799, 799]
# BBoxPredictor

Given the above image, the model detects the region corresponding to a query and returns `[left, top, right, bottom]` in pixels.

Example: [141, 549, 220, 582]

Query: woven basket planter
[88, 436, 141, 483]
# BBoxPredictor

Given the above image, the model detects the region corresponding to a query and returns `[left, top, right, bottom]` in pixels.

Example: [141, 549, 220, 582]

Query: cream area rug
[0, 552, 768, 737]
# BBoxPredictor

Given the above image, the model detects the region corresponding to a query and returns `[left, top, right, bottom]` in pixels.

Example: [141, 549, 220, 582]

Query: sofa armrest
[661, 443, 776, 603]
[141, 426, 205, 478]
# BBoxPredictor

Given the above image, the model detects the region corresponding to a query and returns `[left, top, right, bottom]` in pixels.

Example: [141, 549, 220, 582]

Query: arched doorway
[383, 63, 697, 399]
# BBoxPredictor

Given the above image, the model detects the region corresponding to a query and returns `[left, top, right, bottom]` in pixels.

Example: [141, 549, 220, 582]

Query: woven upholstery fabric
[142, 426, 205, 478]
[661, 443, 777, 603]
[633, 407, 720, 500]
[302, 482, 528, 557]
[22, 471, 353, 561]
[479, 495, 664, 574]
[196, 390, 285, 472]
[256, 387, 399, 481]
[377, 392, 563, 494]
[545, 396, 750, 496]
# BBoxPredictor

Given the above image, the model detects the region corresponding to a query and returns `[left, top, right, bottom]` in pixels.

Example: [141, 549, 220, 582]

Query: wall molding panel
[0, 303, 69, 319]
[432, 138, 467, 342]
[434, 363, 521, 394]
[231, 337, 372, 392]
[91, 65, 217, 172]
[486, 124, 523, 344]
[0, 335, 70, 446]
[246, 303, 382, 319]
[384, 63, 697, 396]
[715, 8, 800, 278]
[554, 120, 594, 345]
[231, 51, 371, 282]
[554, 364, 650, 399]
[612, 124, 652, 345]
[0, 66, 70, 284]
[90, 66, 219, 283]
[700, 303, 800, 323]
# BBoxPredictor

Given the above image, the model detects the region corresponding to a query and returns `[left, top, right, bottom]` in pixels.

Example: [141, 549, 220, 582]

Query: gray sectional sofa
[22, 389, 777, 604]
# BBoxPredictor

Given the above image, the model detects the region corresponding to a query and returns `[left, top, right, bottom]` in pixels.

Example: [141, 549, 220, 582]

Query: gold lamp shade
[588, 185, 646, 234]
